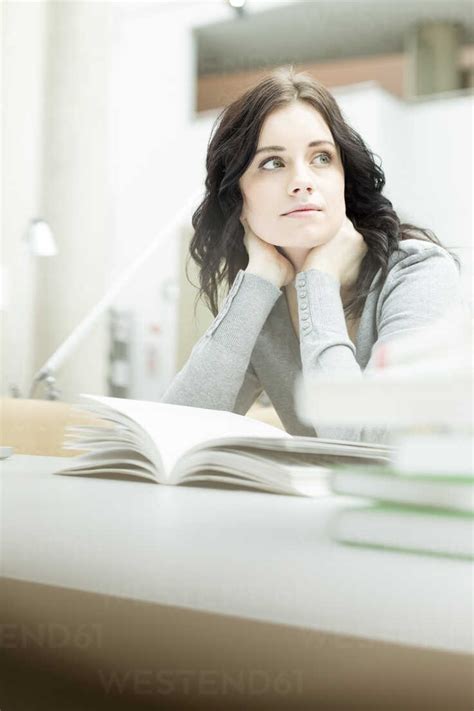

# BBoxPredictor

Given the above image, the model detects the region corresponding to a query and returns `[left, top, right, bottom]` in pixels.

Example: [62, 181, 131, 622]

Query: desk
[1, 455, 473, 710]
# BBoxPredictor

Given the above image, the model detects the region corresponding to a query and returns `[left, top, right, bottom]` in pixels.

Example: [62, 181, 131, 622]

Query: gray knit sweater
[161, 239, 462, 442]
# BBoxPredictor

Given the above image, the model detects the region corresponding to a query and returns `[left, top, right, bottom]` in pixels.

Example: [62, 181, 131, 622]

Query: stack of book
[296, 303, 474, 559]
[329, 432, 474, 560]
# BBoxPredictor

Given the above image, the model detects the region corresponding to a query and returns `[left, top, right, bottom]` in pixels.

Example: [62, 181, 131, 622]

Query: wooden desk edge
[1, 577, 472, 710]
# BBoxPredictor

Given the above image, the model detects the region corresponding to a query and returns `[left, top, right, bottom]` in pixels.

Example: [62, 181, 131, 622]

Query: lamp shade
[25, 219, 58, 257]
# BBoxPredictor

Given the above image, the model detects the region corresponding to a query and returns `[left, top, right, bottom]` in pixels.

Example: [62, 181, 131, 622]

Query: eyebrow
[254, 140, 336, 156]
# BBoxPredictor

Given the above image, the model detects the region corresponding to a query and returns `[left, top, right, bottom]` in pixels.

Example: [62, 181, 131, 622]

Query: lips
[282, 205, 323, 215]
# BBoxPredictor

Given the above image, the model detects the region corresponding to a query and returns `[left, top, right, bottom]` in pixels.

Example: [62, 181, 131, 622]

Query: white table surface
[1, 454, 472, 654]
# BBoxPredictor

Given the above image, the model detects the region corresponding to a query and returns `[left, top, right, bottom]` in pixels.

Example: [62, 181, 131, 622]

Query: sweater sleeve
[298, 247, 463, 443]
[160, 270, 280, 412]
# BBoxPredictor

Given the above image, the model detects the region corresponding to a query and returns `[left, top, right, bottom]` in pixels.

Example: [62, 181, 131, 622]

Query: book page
[79, 395, 292, 478]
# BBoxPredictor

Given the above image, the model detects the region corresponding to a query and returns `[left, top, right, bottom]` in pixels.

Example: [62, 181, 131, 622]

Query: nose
[290, 184, 313, 196]
[288, 167, 315, 195]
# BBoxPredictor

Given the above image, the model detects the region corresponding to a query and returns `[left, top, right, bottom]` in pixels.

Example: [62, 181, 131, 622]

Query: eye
[259, 152, 334, 171]
[313, 152, 332, 165]
[259, 156, 284, 170]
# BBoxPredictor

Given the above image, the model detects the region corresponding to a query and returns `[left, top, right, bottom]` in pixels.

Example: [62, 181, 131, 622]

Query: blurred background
[1, 0, 473, 404]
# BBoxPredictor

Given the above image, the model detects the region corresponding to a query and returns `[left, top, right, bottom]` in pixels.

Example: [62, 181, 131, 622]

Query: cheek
[244, 184, 278, 221]
[327, 176, 346, 214]
[247, 179, 271, 204]
[335, 193, 346, 218]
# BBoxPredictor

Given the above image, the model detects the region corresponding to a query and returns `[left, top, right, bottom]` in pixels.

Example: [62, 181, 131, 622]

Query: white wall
[2, 0, 113, 402]
[33, 0, 113, 402]
[1, 0, 48, 397]
[106, 2, 230, 400]
[1, 0, 231, 402]
[333, 82, 473, 259]
[403, 92, 472, 252]
[334, 82, 473, 298]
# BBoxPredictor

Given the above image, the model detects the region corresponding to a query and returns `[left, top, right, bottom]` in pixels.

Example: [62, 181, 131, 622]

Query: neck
[279, 246, 310, 275]
[282, 245, 355, 308]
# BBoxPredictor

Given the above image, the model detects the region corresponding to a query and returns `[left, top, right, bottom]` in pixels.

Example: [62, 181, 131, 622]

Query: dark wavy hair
[188, 66, 458, 319]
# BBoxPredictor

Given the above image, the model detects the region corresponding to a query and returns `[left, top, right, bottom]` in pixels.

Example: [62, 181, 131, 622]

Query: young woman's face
[239, 100, 346, 249]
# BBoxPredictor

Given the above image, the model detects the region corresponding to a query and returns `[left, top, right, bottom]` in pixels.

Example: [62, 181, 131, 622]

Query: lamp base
[29, 370, 62, 400]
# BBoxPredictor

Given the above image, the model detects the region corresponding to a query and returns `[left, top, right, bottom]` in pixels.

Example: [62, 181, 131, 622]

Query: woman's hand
[241, 218, 295, 288]
[302, 216, 368, 291]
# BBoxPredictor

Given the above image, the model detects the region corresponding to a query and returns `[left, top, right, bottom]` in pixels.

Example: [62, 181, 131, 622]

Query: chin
[278, 234, 329, 248]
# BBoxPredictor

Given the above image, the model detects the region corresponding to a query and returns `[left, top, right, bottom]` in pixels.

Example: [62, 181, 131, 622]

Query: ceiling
[195, 0, 474, 75]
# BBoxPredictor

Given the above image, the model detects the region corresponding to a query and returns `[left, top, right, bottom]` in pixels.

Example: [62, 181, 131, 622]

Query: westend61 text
[0, 623, 102, 650]
[99, 668, 304, 697]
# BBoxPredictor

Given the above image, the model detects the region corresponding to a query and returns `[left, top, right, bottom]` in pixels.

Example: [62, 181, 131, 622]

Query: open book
[56, 394, 392, 497]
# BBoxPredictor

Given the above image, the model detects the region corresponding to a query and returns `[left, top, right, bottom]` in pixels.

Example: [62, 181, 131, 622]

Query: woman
[162, 67, 462, 442]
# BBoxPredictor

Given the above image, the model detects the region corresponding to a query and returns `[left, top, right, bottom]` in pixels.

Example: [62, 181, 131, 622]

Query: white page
[79, 394, 292, 478]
